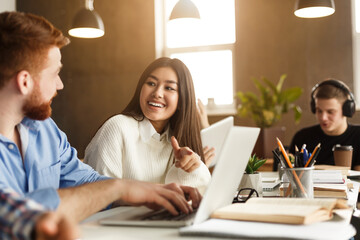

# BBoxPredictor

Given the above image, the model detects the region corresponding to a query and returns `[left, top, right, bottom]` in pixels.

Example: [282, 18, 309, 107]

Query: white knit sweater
[84, 115, 211, 194]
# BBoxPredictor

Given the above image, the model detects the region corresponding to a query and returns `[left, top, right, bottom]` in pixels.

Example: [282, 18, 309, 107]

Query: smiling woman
[139, 67, 179, 133]
[84, 57, 211, 194]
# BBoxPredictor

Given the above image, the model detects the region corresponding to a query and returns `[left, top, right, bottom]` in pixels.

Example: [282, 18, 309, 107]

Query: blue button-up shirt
[0, 117, 109, 210]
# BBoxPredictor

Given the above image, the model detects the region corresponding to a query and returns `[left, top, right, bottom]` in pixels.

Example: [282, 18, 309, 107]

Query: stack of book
[313, 170, 349, 199]
[315, 164, 350, 175]
[280, 170, 350, 199]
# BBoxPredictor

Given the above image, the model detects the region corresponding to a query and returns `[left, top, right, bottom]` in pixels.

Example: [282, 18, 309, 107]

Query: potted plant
[245, 154, 268, 174]
[236, 74, 303, 158]
[239, 154, 267, 197]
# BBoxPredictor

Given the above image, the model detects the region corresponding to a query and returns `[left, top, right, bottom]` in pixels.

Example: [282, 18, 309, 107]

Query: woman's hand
[171, 136, 202, 173]
[203, 146, 215, 167]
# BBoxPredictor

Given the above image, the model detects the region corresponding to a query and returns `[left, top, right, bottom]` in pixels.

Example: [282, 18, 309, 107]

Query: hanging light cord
[86, 0, 94, 11]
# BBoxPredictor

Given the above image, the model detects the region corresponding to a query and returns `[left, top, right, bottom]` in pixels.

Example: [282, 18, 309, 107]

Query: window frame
[154, 0, 237, 116]
[351, 0, 360, 109]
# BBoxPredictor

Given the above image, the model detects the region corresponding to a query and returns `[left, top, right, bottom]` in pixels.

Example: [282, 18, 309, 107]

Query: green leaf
[293, 105, 302, 124]
[262, 77, 278, 96]
[281, 87, 303, 102]
[255, 78, 270, 98]
[245, 164, 254, 174]
[253, 159, 267, 172]
[276, 74, 287, 92]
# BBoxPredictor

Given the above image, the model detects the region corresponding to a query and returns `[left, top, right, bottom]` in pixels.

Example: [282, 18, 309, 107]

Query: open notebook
[99, 126, 260, 227]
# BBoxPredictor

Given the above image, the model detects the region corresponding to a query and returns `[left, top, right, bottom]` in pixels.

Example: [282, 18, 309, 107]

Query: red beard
[22, 85, 55, 121]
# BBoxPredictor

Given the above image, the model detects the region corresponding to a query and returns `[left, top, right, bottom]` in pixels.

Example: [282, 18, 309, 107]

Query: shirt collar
[0, 117, 39, 143]
[21, 117, 40, 131]
[139, 118, 171, 143]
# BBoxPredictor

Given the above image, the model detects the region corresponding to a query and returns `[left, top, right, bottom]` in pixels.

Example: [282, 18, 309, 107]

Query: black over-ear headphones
[310, 79, 356, 117]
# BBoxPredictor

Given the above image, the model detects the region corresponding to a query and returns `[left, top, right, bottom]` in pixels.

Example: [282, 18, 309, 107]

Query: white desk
[80, 207, 215, 240]
[80, 171, 359, 240]
[80, 205, 355, 240]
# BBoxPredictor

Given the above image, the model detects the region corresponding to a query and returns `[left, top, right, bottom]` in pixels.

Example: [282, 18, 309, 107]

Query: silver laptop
[100, 126, 260, 227]
[200, 116, 234, 167]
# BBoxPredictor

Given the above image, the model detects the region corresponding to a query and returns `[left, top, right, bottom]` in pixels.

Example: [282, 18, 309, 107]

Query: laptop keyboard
[142, 208, 197, 221]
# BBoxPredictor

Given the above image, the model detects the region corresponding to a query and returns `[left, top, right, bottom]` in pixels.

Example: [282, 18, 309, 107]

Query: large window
[155, 0, 236, 114]
[352, 0, 360, 107]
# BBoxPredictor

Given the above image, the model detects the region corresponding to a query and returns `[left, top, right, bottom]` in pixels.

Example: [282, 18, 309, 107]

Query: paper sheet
[180, 216, 355, 240]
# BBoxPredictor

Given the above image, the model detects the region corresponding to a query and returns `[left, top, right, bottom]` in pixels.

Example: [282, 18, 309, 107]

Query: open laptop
[99, 126, 260, 227]
[200, 116, 234, 167]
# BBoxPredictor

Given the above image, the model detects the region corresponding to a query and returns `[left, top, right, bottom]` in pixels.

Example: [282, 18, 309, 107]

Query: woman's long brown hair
[122, 57, 205, 162]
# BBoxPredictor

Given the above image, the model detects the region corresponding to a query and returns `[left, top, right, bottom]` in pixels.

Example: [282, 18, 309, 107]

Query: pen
[301, 144, 306, 153]
[294, 145, 302, 167]
[308, 147, 320, 167]
[305, 143, 321, 167]
[303, 148, 308, 166]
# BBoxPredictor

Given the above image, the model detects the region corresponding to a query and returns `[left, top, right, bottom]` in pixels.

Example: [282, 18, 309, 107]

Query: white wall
[0, 0, 16, 12]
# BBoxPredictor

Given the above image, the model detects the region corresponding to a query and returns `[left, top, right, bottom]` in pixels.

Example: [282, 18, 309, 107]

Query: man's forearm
[57, 179, 122, 222]
[56, 178, 199, 223]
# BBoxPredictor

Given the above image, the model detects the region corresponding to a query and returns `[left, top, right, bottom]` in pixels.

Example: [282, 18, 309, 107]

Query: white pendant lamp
[68, 0, 104, 38]
[294, 0, 335, 18]
[169, 0, 200, 20]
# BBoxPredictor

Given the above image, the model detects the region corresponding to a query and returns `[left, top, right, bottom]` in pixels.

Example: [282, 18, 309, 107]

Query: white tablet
[200, 116, 234, 167]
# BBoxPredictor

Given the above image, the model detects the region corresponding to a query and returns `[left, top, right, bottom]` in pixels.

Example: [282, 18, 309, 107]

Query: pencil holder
[278, 164, 285, 180]
[282, 167, 314, 198]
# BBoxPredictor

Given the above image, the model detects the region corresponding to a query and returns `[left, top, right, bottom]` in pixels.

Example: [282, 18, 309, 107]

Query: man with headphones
[289, 79, 360, 170]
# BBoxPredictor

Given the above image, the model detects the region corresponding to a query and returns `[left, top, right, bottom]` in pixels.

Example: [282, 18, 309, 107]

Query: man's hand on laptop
[117, 180, 201, 215]
[163, 183, 202, 209]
